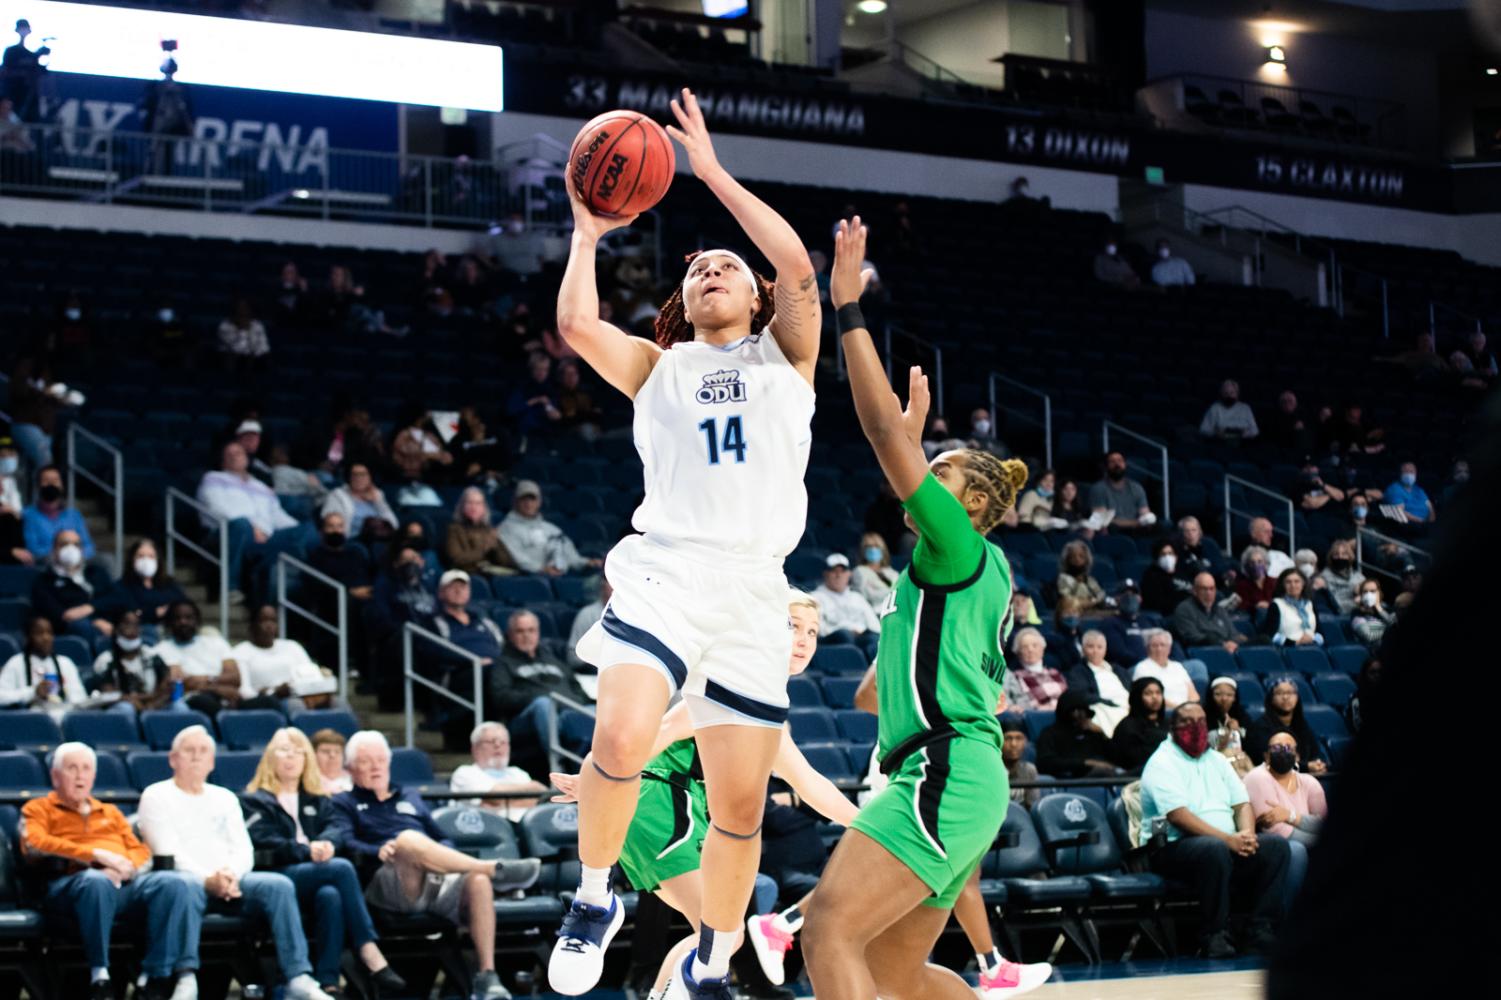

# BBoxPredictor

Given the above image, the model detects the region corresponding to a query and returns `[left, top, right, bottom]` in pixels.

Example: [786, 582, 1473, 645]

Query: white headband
[683, 250, 759, 299]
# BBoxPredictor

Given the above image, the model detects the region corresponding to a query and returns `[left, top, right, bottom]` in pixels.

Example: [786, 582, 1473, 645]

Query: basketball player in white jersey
[548, 88, 821, 1000]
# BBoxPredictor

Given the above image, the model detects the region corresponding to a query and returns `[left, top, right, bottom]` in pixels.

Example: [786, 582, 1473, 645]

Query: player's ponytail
[654, 251, 776, 348]
[958, 450, 1029, 535]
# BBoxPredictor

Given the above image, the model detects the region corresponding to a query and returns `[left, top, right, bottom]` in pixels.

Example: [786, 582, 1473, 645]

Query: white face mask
[1158, 247, 1171, 260]
[1105, 244, 1117, 256]
[134, 557, 158, 579]
[116, 635, 143, 652]
[64, 308, 82, 321]
[1360, 591, 1378, 608]
[1297, 562, 1317, 577]
[1157, 554, 1177, 573]
[57, 544, 83, 568]
[974, 419, 991, 436]
[0, 456, 16, 476]
[158, 308, 175, 323]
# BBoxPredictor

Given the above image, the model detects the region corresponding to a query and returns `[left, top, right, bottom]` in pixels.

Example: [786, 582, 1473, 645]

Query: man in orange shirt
[22, 742, 197, 1000]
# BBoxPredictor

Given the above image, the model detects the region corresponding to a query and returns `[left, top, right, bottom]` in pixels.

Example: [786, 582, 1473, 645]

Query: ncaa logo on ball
[696, 369, 747, 404]
[597, 152, 630, 201]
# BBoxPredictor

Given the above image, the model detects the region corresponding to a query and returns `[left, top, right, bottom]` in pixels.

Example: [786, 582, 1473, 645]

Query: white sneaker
[284, 974, 335, 1000]
[745, 914, 795, 986]
[170, 972, 198, 1000]
[548, 895, 625, 995]
[977, 959, 1053, 998]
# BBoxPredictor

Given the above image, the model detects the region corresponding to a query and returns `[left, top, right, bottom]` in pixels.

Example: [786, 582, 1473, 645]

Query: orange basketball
[569, 110, 676, 218]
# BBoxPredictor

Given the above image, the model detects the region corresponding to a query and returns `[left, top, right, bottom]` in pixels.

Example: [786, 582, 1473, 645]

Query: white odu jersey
[630, 331, 814, 560]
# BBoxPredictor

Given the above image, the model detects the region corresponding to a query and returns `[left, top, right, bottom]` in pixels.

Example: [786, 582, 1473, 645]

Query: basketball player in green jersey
[802, 217, 1030, 1000]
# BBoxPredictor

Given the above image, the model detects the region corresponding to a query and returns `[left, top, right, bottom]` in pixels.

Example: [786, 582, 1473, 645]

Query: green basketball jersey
[873, 472, 1015, 757]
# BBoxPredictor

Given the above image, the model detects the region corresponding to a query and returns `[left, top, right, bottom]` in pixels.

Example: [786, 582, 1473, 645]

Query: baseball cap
[236, 420, 263, 435]
[1116, 578, 1139, 595]
[514, 480, 542, 500]
[439, 569, 470, 587]
[825, 553, 850, 569]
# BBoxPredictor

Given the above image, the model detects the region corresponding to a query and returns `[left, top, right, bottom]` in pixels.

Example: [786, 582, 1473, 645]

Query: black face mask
[1220, 396, 1237, 407]
[405, 534, 428, 551]
[1330, 557, 1352, 571]
[399, 562, 423, 586]
[1267, 746, 1297, 775]
[1119, 595, 1142, 616]
[323, 532, 346, 549]
[39, 484, 62, 503]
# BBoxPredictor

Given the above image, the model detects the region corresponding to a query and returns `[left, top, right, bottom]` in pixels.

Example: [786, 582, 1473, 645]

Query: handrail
[988, 372, 1052, 469]
[1222, 474, 1296, 557]
[65, 423, 124, 573]
[1428, 299, 1484, 335]
[1101, 421, 1171, 523]
[164, 487, 229, 637]
[402, 622, 485, 749]
[1355, 525, 1431, 584]
[275, 554, 349, 703]
[884, 325, 946, 418]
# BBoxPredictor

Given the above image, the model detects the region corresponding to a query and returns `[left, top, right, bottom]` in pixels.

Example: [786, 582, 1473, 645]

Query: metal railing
[1101, 421, 1170, 523]
[1355, 525, 1431, 584]
[164, 487, 230, 637]
[884, 326, 946, 418]
[548, 691, 597, 768]
[402, 622, 485, 749]
[1223, 475, 1296, 557]
[989, 372, 1052, 469]
[275, 553, 349, 703]
[65, 423, 124, 573]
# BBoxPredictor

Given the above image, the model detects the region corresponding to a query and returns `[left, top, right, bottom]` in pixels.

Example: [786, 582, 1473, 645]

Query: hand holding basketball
[830, 217, 874, 306]
[666, 88, 722, 179]
[564, 166, 637, 241]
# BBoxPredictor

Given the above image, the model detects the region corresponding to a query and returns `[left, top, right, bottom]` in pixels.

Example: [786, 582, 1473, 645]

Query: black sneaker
[90, 980, 113, 1000]
[369, 966, 408, 998]
[1201, 931, 1237, 959]
[1243, 923, 1278, 955]
[139, 978, 177, 1000]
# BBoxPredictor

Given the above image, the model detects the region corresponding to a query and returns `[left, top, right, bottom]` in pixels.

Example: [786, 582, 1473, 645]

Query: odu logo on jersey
[696, 369, 747, 404]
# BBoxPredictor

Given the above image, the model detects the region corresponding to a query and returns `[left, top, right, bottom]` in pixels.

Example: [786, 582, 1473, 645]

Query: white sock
[776, 905, 803, 934]
[91, 968, 110, 983]
[691, 926, 731, 982]
[575, 864, 613, 906]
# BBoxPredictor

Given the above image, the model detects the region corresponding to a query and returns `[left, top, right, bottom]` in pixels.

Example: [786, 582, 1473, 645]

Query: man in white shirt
[811, 554, 881, 662]
[136, 726, 333, 1000]
[496, 480, 598, 576]
[1131, 629, 1200, 710]
[1246, 518, 1294, 578]
[196, 440, 302, 600]
[1151, 239, 1196, 287]
[1199, 380, 1259, 443]
[152, 601, 241, 715]
[449, 722, 549, 821]
[233, 606, 337, 715]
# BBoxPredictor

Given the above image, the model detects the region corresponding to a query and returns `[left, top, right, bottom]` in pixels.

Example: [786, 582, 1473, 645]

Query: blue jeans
[280, 859, 379, 987]
[1284, 838, 1309, 912]
[45, 869, 197, 978]
[11, 422, 52, 469]
[179, 871, 313, 981]
[752, 873, 778, 915]
[222, 518, 303, 601]
[508, 695, 595, 770]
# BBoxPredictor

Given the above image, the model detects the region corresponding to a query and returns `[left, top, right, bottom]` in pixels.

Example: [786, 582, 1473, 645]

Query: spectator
[1088, 452, 1156, 530]
[1011, 591, 1043, 629]
[1053, 478, 1088, 526]
[508, 352, 563, 436]
[1096, 582, 1152, 672]
[425, 569, 502, 662]
[1464, 329, 1498, 378]
[1132, 628, 1199, 709]
[198, 441, 301, 600]
[1063, 630, 1131, 737]
[812, 554, 882, 662]
[1242, 730, 1327, 909]
[497, 480, 596, 576]
[391, 407, 453, 484]
[1322, 402, 1385, 457]
[1002, 627, 1067, 713]
[1243, 679, 1328, 774]
[153, 600, 242, 716]
[320, 464, 397, 543]
[272, 261, 310, 330]
[566, 577, 609, 671]
[22, 742, 198, 1000]
[1175, 516, 1225, 580]
[9, 347, 73, 469]
[1349, 579, 1394, 650]
[556, 360, 604, 441]
[1173, 572, 1246, 652]
[369, 542, 439, 662]
[0, 435, 26, 565]
[1383, 462, 1435, 525]
[0, 614, 88, 717]
[453, 406, 513, 490]
[1048, 597, 1088, 670]
[311, 729, 352, 794]
[102, 538, 187, 627]
[1150, 239, 1196, 288]
[1016, 469, 1070, 531]
[30, 529, 111, 639]
[309, 404, 385, 487]
[1199, 379, 1259, 443]
[966, 407, 1008, 457]
[1143, 539, 1191, 615]
[216, 298, 270, 371]
[449, 721, 549, 821]
[317, 265, 404, 338]
[1263, 390, 1312, 453]
[307, 512, 374, 601]
[1109, 677, 1169, 773]
[1140, 703, 1289, 958]
[230, 418, 276, 488]
[1349, 493, 1372, 530]
[1235, 546, 1277, 613]
[1093, 238, 1140, 291]
[851, 532, 899, 610]
[1441, 459, 1471, 509]
[240, 728, 405, 996]
[268, 445, 329, 513]
[0, 95, 33, 152]
[999, 716, 1042, 809]
[1266, 569, 1322, 647]
[445, 487, 518, 577]
[234, 606, 334, 714]
[1346, 657, 1380, 735]
[1315, 539, 1363, 615]
[1383, 330, 1446, 379]
[487, 610, 595, 773]
[88, 609, 172, 718]
[490, 211, 546, 277]
[326, 732, 539, 1000]
[22, 464, 95, 562]
[1245, 518, 1294, 577]
[1205, 677, 1251, 773]
[448, 255, 493, 314]
[136, 726, 334, 1000]
[1054, 540, 1109, 612]
[1035, 689, 1117, 778]
[1293, 461, 1345, 515]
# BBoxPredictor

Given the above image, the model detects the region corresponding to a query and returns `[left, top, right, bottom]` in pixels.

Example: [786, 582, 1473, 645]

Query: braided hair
[654, 251, 776, 349]
[954, 450, 1029, 535]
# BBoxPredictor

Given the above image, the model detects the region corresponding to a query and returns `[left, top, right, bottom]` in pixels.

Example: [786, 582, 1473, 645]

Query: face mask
[864, 546, 883, 564]
[64, 308, 81, 322]
[1400, 473, 1416, 488]
[1267, 746, 1297, 775]
[1060, 616, 1081, 631]
[1330, 556, 1352, 571]
[973, 419, 992, 436]
[323, 532, 346, 549]
[1158, 247, 1171, 260]
[1360, 591, 1378, 608]
[39, 484, 62, 504]
[1172, 720, 1210, 758]
[1119, 595, 1142, 616]
[1220, 396, 1237, 407]
[406, 534, 428, 551]
[1454, 468, 1470, 483]
[1250, 564, 1267, 579]
[158, 308, 175, 323]
[57, 544, 83, 568]
[1037, 487, 1053, 499]
[0, 456, 16, 476]
[481, 764, 512, 778]
[1104, 244, 1117, 256]
[134, 557, 158, 579]
[116, 635, 143, 652]
[1297, 562, 1317, 577]
[507, 220, 525, 234]
[1352, 505, 1368, 520]
[1157, 554, 1177, 573]
[1016, 184, 1029, 196]
[399, 562, 424, 586]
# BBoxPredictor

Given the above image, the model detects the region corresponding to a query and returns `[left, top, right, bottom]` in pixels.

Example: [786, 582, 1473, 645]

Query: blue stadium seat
[62, 712, 147, 756]
[0, 633, 18, 664]
[209, 751, 262, 790]
[1091, 534, 1137, 562]
[92, 752, 133, 796]
[53, 636, 92, 671]
[519, 802, 582, 896]
[432, 806, 521, 862]
[982, 807, 1094, 925]
[1235, 646, 1286, 676]
[1311, 673, 1357, 710]
[292, 709, 360, 740]
[0, 752, 47, 795]
[820, 676, 863, 710]
[1024, 555, 1059, 586]
[809, 646, 867, 675]
[1285, 646, 1331, 677]
[0, 567, 39, 595]
[1024, 710, 1055, 742]
[0, 601, 27, 631]
[1187, 646, 1236, 681]
[551, 577, 592, 607]
[126, 751, 173, 790]
[787, 709, 838, 744]
[491, 577, 554, 606]
[464, 576, 493, 602]
[1, 712, 63, 753]
[140, 709, 216, 750]
[998, 532, 1052, 557]
[1302, 704, 1349, 743]
[391, 747, 436, 786]
[1180, 657, 1209, 693]
[786, 675, 824, 708]
[1228, 673, 1266, 707]
[217, 710, 286, 751]
[834, 709, 877, 744]
[848, 742, 875, 774]
[1328, 645, 1370, 676]
[1326, 735, 1355, 770]
[798, 743, 852, 780]
[1317, 615, 1351, 645]
[1032, 793, 1166, 906]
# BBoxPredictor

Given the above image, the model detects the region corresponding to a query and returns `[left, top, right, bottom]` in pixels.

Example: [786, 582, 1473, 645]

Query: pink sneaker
[978, 959, 1053, 998]
[745, 914, 795, 986]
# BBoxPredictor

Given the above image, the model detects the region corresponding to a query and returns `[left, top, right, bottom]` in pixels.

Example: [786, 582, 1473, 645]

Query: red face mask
[1173, 720, 1210, 758]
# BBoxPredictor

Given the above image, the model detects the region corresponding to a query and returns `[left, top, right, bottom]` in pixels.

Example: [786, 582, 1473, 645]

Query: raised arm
[555, 175, 661, 399]
[667, 89, 818, 377]
[832, 218, 930, 501]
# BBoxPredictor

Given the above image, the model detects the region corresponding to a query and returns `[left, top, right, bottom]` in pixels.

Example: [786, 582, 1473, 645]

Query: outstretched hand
[564, 160, 638, 241]
[903, 366, 930, 451]
[831, 218, 874, 307]
[666, 88, 722, 179]
[549, 771, 580, 803]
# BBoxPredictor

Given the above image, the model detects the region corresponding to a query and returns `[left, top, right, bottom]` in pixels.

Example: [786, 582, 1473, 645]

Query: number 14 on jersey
[699, 415, 747, 465]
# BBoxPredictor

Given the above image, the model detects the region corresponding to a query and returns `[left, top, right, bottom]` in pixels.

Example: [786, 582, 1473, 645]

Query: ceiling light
[856, 0, 888, 13]
[1265, 45, 1286, 64]
[1488, 67, 1499, 76]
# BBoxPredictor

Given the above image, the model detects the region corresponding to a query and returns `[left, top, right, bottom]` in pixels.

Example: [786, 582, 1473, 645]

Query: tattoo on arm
[774, 272, 819, 335]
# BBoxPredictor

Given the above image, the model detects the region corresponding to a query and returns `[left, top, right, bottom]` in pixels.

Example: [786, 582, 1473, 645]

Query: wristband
[835, 302, 866, 334]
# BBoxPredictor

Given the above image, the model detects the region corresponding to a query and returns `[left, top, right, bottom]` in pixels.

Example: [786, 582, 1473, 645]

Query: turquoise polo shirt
[1139, 739, 1248, 842]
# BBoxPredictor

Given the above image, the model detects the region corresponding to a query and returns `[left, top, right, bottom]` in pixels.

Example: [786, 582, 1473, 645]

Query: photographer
[140, 46, 193, 175]
[2, 19, 47, 123]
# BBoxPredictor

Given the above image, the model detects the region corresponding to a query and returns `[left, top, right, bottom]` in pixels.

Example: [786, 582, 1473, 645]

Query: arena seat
[1235, 647, 1286, 677]
[983, 807, 1096, 961]
[291, 709, 361, 740]
[61, 713, 147, 756]
[1311, 673, 1357, 709]
[1302, 704, 1350, 743]
[1187, 646, 1236, 680]
[519, 802, 581, 896]
[1024, 710, 1055, 742]
[788, 708, 838, 744]
[217, 710, 286, 751]
[798, 743, 852, 780]
[1, 713, 63, 755]
[1328, 645, 1370, 676]
[834, 709, 878, 744]
[808, 647, 867, 675]
[820, 676, 863, 709]
[390, 747, 437, 788]
[1285, 646, 1331, 676]
[786, 675, 824, 708]
[140, 709, 217, 750]
[125, 751, 172, 790]
[0, 753, 48, 796]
